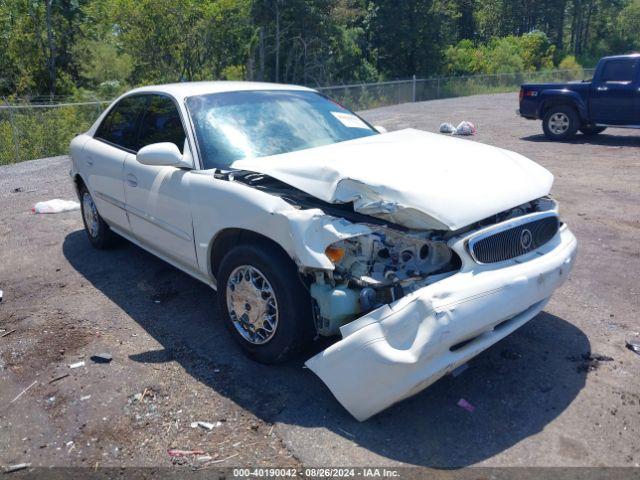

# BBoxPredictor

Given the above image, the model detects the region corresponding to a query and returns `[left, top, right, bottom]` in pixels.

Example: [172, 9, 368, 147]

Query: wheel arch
[209, 228, 296, 283]
[72, 173, 88, 200]
[537, 92, 587, 121]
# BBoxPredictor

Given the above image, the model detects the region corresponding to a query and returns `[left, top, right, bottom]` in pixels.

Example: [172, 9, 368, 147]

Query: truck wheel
[542, 106, 579, 141]
[580, 126, 607, 136]
[79, 184, 117, 249]
[216, 242, 314, 364]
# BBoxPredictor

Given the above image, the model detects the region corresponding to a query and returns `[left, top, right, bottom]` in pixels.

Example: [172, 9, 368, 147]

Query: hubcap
[548, 112, 570, 135]
[82, 192, 99, 238]
[226, 265, 278, 345]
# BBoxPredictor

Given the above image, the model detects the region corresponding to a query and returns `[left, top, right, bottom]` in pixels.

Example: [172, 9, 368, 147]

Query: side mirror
[136, 142, 192, 169]
[374, 125, 388, 134]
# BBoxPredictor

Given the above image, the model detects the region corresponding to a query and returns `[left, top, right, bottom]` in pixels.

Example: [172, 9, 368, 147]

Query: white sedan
[69, 82, 577, 421]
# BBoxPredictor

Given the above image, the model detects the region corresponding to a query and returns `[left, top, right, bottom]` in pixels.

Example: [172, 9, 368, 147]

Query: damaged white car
[70, 82, 577, 421]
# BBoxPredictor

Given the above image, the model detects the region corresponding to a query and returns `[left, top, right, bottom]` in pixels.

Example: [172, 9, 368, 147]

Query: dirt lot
[1, 92, 639, 470]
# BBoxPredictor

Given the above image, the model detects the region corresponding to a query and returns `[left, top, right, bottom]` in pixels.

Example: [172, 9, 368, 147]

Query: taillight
[520, 89, 538, 102]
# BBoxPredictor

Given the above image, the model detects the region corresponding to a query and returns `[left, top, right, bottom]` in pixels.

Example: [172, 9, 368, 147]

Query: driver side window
[95, 95, 147, 151]
[137, 95, 186, 153]
[601, 59, 638, 84]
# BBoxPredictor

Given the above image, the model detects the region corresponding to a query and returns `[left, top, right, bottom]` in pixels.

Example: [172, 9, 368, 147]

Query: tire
[216, 242, 315, 364]
[580, 126, 607, 136]
[79, 184, 117, 249]
[542, 105, 579, 141]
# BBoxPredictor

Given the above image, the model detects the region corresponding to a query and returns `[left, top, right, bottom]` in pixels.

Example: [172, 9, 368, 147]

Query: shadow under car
[63, 229, 589, 467]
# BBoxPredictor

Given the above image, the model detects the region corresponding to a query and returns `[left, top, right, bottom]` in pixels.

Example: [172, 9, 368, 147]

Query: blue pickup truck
[518, 54, 640, 140]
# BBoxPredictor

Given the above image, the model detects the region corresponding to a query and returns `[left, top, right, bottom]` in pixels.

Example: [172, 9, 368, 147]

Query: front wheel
[542, 106, 579, 141]
[580, 126, 607, 136]
[216, 242, 314, 364]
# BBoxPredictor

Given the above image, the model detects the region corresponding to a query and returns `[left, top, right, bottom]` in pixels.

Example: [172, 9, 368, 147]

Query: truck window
[601, 59, 638, 83]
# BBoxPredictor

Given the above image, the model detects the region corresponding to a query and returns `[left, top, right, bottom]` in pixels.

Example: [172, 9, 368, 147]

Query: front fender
[537, 90, 588, 121]
[187, 172, 371, 282]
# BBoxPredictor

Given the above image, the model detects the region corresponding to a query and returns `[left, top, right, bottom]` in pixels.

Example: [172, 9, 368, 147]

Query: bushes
[0, 103, 104, 165]
[558, 55, 584, 78]
[444, 32, 556, 76]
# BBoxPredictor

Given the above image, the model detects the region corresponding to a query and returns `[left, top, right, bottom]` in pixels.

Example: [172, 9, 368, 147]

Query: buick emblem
[520, 228, 533, 250]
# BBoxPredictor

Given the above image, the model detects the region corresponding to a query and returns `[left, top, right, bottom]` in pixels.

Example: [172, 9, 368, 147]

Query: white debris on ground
[453, 121, 477, 136]
[32, 199, 80, 214]
[439, 120, 477, 136]
[4, 463, 31, 474]
[439, 122, 455, 134]
[191, 421, 222, 430]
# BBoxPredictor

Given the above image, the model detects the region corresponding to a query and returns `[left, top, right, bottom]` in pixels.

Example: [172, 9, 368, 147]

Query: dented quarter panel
[305, 225, 577, 421]
[231, 128, 554, 231]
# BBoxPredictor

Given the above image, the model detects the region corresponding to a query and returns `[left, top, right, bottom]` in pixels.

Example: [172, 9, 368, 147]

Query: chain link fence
[0, 98, 110, 165]
[317, 68, 596, 110]
[1, 68, 595, 165]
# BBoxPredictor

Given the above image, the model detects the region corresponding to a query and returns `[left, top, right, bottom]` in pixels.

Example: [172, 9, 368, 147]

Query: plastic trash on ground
[453, 121, 477, 136]
[626, 341, 640, 356]
[32, 199, 80, 214]
[439, 123, 455, 134]
[457, 398, 476, 412]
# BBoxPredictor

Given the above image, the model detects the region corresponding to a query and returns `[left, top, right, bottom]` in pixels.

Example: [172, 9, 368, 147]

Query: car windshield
[186, 90, 377, 169]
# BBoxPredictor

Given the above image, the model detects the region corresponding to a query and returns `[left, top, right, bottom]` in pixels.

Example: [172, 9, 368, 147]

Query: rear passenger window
[95, 95, 147, 151]
[601, 60, 638, 83]
[137, 95, 186, 153]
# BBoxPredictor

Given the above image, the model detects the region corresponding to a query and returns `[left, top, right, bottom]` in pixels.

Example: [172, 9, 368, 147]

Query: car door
[590, 58, 640, 125]
[122, 94, 198, 270]
[83, 95, 147, 231]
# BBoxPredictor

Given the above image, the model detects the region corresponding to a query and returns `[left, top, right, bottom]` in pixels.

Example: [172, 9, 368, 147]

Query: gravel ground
[1, 92, 639, 470]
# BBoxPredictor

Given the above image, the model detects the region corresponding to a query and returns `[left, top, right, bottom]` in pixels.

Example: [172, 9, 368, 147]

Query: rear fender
[537, 90, 588, 121]
[538, 89, 589, 121]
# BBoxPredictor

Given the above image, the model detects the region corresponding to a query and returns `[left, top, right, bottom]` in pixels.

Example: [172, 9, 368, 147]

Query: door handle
[596, 86, 608, 91]
[126, 173, 138, 187]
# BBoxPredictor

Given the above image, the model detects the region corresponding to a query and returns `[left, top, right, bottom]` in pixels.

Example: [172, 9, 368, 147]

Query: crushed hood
[230, 128, 554, 230]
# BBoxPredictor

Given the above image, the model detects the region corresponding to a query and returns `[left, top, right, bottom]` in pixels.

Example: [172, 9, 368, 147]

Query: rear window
[601, 59, 639, 83]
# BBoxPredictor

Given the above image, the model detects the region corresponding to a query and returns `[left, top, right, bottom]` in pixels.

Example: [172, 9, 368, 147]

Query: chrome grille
[468, 213, 560, 264]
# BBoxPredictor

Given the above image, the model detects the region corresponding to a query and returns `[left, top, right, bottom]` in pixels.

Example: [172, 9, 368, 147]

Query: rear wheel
[216, 242, 314, 364]
[580, 126, 607, 136]
[542, 105, 579, 141]
[79, 185, 117, 249]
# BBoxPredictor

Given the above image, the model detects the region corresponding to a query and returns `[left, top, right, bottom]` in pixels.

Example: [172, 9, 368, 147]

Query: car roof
[126, 81, 317, 101]
[601, 53, 640, 61]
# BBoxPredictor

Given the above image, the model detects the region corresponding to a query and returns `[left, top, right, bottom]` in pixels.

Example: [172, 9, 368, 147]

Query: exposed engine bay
[309, 225, 461, 336]
[226, 170, 558, 337]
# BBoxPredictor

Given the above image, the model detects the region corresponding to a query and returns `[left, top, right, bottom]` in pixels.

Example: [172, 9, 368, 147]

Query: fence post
[412, 75, 416, 102]
[2, 97, 21, 163]
[436, 77, 441, 99]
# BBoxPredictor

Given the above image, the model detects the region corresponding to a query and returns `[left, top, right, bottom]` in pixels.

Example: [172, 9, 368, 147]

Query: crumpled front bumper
[305, 225, 577, 421]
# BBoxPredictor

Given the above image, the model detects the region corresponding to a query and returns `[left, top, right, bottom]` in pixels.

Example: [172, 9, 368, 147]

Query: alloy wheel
[226, 265, 279, 345]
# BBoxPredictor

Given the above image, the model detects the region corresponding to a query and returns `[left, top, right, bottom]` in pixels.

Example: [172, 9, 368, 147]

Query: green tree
[617, 0, 640, 51]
